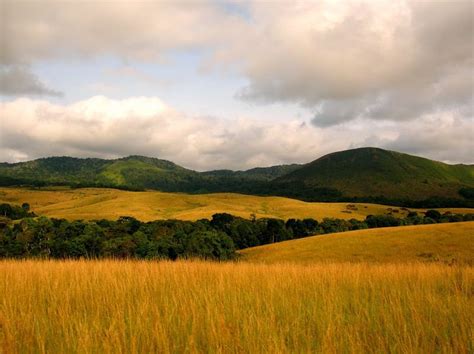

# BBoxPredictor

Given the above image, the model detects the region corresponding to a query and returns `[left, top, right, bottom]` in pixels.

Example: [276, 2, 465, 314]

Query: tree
[425, 210, 441, 222]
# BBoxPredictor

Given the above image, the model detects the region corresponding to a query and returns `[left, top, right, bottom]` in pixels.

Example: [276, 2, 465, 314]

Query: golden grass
[240, 222, 474, 265]
[0, 260, 472, 353]
[1, 187, 472, 221]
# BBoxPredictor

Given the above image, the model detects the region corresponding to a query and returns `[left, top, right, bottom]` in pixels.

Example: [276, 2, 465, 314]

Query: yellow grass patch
[240, 222, 474, 265]
[1, 187, 472, 221]
[0, 260, 472, 353]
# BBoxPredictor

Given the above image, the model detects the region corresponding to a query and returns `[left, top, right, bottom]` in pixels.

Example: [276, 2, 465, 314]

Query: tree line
[0, 202, 472, 260]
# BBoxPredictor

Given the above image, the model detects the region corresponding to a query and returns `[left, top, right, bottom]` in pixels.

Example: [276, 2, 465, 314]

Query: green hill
[0, 148, 473, 206]
[0, 156, 203, 191]
[0, 155, 296, 193]
[272, 147, 474, 201]
[240, 222, 474, 264]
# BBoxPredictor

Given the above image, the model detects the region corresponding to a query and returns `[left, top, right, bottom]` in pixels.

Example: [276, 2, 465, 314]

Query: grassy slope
[1, 260, 471, 353]
[1, 187, 473, 221]
[240, 222, 474, 264]
[275, 147, 474, 199]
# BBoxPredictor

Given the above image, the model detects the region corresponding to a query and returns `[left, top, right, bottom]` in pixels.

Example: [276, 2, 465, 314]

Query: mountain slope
[272, 147, 474, 200]
[0, 155, 298, 193]
[0, 148, 472, 204]
[0, 156, 201, 191]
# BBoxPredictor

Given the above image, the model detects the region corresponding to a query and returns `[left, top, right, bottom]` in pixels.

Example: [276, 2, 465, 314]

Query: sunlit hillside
[1, 187, 473, 221]
[240, 222, 474, 264]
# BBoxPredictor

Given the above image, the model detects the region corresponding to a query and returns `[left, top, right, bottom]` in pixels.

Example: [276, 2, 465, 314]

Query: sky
[0, 0, 473, 171]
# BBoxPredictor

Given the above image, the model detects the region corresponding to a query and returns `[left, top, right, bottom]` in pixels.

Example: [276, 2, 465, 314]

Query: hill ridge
[0, 148, 473, 205]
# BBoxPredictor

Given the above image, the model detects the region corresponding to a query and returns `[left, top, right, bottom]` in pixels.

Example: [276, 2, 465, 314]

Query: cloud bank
[1, 96, 472, 170]
[3, 1, 472, 125]
[1, 1, 472, 165]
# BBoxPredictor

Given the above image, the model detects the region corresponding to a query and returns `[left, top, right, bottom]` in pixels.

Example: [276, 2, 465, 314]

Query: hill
[0, 147, 473, 205]
[272, 147, 474, 201]
[1, 187, 472, 222]
[240, 222, 474, 264]
[0, 155, 297, 194]
[0, 155, 205, 192]
[0, 187, 424, 221]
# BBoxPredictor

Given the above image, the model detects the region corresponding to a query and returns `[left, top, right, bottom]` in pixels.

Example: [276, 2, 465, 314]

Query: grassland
[1, 187, 473, 221]
[0, 260, 472, 353]
[240, 222, 474, 265]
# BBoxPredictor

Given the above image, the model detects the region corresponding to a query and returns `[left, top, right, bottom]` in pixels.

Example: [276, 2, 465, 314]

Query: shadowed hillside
[272, 147, 474, 201]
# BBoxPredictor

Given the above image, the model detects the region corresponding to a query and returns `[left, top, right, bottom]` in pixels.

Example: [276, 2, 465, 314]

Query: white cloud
[1, 96, 472, 170]
[0, 96, 324, 169]
[1, 0, 472, 163]
[3, 1, 472, 125]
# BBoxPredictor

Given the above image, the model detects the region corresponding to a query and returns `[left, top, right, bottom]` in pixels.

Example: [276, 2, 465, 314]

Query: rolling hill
[272, 147, 474, 201]
[0, 147, 472, 205]
[1, 187, 472, 222]
[240, 222, 474, 264]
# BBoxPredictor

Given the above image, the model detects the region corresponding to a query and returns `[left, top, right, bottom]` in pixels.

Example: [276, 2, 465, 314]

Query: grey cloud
[1, 1, 246, 65]
[0, 65, 62, 96]
[231, 1, 473, 126]
[383, 122, 474, 164]
[2, 0, 472, 126]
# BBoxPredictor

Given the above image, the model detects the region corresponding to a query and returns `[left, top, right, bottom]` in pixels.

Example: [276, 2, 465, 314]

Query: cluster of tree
[262, 184, 474, 208]
[459, 187, 474, 200]
[0, 202, 35, 219]
[0, 216, 235, 260]
[0, 203, 472, 260]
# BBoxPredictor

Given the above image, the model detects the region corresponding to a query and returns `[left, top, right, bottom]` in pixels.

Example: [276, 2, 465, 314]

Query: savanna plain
[1, 260, 472, 353]
[0, 188, 473, 353]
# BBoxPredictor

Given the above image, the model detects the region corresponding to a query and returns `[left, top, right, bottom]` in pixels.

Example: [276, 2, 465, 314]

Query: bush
[425, 210, 441, 222]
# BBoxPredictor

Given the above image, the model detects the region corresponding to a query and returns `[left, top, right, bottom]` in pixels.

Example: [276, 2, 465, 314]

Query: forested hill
[0, 148, 473, 206]
[271, 148, 474, 202]
[0, 155, 298, 194]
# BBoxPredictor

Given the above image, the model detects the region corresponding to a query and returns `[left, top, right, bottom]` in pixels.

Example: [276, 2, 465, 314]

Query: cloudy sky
[1, 0, 473, 170]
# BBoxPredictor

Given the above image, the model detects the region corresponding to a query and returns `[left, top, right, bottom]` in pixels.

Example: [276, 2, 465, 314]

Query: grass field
[1, 187, 472, 221]
[240, 222, 474, 265]
[0, 260, 472, 353]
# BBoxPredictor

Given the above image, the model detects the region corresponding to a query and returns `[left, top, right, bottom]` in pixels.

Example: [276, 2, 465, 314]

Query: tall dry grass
[0, 260, 472, 353]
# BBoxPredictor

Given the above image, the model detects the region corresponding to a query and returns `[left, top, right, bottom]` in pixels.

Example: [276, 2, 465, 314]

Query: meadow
[241, 222, 474, 265]
[1, 187, 472, 221]
[0, 260, 472, 353]
[1, 188, 473, 353]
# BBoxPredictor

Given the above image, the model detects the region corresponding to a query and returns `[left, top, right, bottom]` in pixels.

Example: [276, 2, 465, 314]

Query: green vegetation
[241, 222, 474, 265]
[1, 199, 472, 260]
[0, 202, 35, 219]
[1, 147, 473, 207]
[273, 147, 474, 203]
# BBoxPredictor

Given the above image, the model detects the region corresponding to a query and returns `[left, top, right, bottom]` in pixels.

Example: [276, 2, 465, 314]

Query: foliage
[459, 187, 474, 199]
[0, 203, 36, 219]
[1, 148, 473, 207]
[0, 202, 472, 260]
